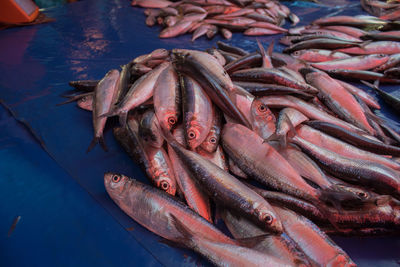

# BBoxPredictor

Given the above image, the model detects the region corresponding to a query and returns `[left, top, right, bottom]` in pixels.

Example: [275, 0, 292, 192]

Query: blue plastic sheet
[0, 0, 399, 266]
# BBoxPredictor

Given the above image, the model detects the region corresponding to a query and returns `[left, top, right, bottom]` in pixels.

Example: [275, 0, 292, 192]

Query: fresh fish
[138, 109, 164, 148]
[311, 54, 389, 71]
[168, 126, 212, 222]
[153, 65, 180, 131]
[131, 0, 172, 8]
[159, 20, 193, 38]
[305, 70, 375, 134]
[250, 98, 276, 140]
[181, 75, 213, 150]
[199, 106, 221, 153]
[273, 206, 357, 267]
[143, 142, 177, 195]
[336, 41, 400, 55]
[88, 69, 120, 152]
[291, 49, 351, 63]
[305, 120, 400, 156]
[165, 130, 283, 233]
[102, 62, 169, 126]
[217, 41, 249, 56]
[296, 124, 400, 171]
[234, 81, 315, 99]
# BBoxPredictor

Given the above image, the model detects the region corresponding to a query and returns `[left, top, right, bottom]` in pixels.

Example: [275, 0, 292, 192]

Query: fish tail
[99, 136, 108, 152]
[263, 133, 286, 148]
[86, 136, 100, 153]
[56, 98, 78, 106]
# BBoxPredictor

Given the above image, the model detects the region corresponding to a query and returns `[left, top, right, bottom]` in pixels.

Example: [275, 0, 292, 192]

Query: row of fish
[280, 14, 400, 86]
[131, 0, 296, 40]
[64, 41, 400, 266]
[361, 0, 400, 20]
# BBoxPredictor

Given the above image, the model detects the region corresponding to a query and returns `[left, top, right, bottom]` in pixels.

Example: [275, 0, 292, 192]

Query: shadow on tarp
[0, 0, 399, 266]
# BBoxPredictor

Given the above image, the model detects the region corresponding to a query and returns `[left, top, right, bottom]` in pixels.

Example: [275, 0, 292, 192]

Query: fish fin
[87, 136, 100, 153]
[56, 98, 79, 106]
[99, 136, 108, 152]
[99, 108, 119, 118]
[358, 40, 372, 48]
[236, 234, 271, 249]
[56, 92, 92, 106]
[267, 40, 275, 59]
[170, 214, 196, 247]
[298, 67, 318, 78]
[119, 111, 128, 128]
[257, 39, 272, 68]
[263, 132, 286, 148]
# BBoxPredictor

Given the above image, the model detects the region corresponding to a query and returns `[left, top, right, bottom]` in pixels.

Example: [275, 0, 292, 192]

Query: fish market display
[361, 0, 400, 20]
[64, 41, 400, 266]
[131, 0, 296, 40]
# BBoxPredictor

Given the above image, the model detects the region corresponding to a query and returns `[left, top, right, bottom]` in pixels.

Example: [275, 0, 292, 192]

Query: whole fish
[168, 126, 212, 222]
[311, 54, 389, 71]
[234, 81, 315, 99]
[290, 133, 400, 199]
[131, 0, 172, 8]
[88, 69, 120, 152]
[305, 70, 375, 134]
[283, 38, 361, 54]
[273, 206, 357, 267]
[305, 120, 400, 156]
[104, 172, 236, 245]
[159, 20, 193, 38]
[182, 75, 213, 150]
[165, 130, 283, 233]
[296, 124, 400, 171]
[291, 49, 351, 63]
[102, 62, 169, 126]
[336, 41, 400, 55]
[153, 64, 180, 131]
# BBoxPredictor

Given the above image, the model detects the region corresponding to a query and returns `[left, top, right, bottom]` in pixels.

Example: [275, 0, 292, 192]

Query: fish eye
[264, 214, 273, 224]
[357, 192, 367, 198]
[210, 137, 216, 143]
[112, 175, 121, 183]
[168, 117, 177, 125]
[188, 131, 196, 139]
[160, 180, 170, 191]
[258, 104, 267, 113]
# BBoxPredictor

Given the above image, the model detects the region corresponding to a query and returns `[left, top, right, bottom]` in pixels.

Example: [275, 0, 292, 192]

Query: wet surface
[0, 0, 399, 266]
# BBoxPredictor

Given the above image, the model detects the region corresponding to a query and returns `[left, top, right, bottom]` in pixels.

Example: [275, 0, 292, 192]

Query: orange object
[0, 0, 39, 24]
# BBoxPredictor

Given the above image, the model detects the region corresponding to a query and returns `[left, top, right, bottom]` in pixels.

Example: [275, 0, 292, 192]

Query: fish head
[255, 207, 283, 234]
[199, 129, 220, 153]
[77, 95, 93, 111]
[186, 121, 205, 150]
[154, 175, 176, 196]
[251, 99, 276, 139]
[326, 254, 356, 267]
[104, 173, 132, 200]
[160, 110, 179, 131]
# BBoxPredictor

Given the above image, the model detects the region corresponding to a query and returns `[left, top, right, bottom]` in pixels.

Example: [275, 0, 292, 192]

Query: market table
[0, 0, 399, 266]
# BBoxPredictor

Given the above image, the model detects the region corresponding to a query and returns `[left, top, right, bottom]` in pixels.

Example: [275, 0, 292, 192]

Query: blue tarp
[0, 0, 399, 266]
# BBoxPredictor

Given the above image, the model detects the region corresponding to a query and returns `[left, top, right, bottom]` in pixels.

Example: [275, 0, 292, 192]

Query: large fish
[165, 129, 283, 233]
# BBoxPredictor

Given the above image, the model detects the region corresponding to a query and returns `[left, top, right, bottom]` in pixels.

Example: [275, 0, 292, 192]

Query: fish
[273, 107, 308, 146]
[164, 129, 283, 233]
[181, 75, 213, 150]
[283, 38, 361, 54]
[68, 80, 98, 91]
[168, 126, 212, 222]
[291, 49, 351, 63]
[336, 41, 400, 55]
[305, 70, 375, 134]
[250, 98, 276, 140]
[104, 172, 235, 244]
[273, 206, 357, 267]
[153, 65, 180, 131]
[221, 209, 311, 266]
[335, 79, 380, 109]
[311, 54, 389, 71]
[88, 69, 120, 152]
[102, 62, 169, 126]
[131, 0, 172, 8]
[199, 105, 221, 153]
[362, 80, 400, 114]
[305, 120, 400, 156]
[296, 124, 400, 171]
[138, 109, 164, 148]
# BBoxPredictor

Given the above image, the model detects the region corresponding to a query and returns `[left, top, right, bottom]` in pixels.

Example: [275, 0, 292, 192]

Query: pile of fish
[64, 41, 400, 266]
[131, 0, 295, 40]
[281, 14, 400, 84]
[361, 0, 400, 20]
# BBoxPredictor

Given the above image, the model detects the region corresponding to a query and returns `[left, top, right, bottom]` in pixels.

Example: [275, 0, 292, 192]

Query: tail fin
[170, 214, 195, 247]
[56, 92, 92, 106]
[257, 39, 273, 68]
[87, 135, 108, 153]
